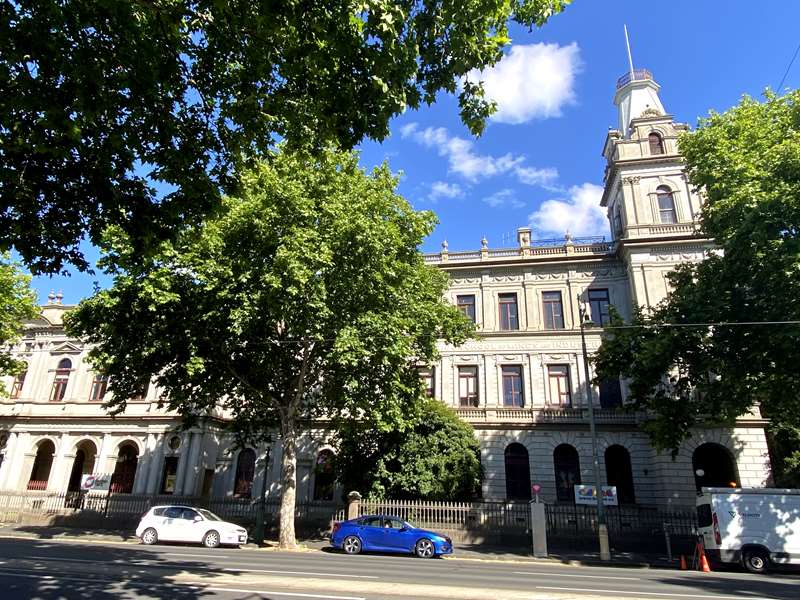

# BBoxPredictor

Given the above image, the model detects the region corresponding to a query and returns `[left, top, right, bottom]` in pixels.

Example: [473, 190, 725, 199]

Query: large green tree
[333, 398, 482, 500]
[593, 90, 800, 483]
[0, 253, 38, 392]
[1, 0, 569, 274]
[64, 148, 474, 547]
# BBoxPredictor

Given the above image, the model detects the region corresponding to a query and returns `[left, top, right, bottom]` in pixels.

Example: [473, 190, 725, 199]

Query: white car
[136, 505, 248, 548]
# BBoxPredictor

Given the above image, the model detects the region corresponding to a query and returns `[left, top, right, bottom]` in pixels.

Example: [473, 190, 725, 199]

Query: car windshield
[197, 509, 221, 521]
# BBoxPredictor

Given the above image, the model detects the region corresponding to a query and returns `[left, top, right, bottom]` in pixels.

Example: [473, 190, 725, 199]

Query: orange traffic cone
[699, 550, 712, 573]
[680, 555, 687, 570]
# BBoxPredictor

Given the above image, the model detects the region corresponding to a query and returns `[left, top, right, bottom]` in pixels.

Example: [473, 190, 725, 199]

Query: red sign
[531, 483, 542, 495]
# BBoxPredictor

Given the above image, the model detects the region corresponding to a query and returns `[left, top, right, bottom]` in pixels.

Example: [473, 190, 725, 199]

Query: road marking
[515, 570, 639, 580]
[199, 585, 365, 599]
[535, 586, 777, 599]
[223, 567, 378, 579]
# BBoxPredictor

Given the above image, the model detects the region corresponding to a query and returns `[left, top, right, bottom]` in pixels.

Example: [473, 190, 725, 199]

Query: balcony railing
[454, 407, 643, 425]
[616, 68, 653, 89]
[26, 480, 48, 491]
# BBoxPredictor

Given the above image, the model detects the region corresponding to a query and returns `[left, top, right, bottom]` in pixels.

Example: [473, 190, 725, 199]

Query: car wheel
[343, 535, 362, 555]
[203, 530, 221, 549]
[743, 548, 770, 574]
[415, 538, 435, 558]
[141, 528, 158, 545]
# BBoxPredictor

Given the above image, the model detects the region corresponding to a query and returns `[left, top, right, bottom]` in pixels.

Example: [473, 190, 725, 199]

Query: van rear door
[696, 499, 717, 549]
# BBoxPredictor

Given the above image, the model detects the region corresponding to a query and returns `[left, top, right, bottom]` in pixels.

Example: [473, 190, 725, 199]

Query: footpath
[0, 522, 675, 569]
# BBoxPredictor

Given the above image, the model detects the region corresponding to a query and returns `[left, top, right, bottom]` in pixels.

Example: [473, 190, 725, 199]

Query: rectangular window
[89, 374, 108, 402]
[599, 379, 623, 409]
[50, 377, 68, 402]
[10, 370, 26, 399]
[658, 192, 677, 223]
[542, 291, 565, 330]
[458, 366, 479, 407]
[456, 294, 476, 323]
[418, 367, 435, 398]
[547, 365, 572, 406]
[160, 456, 179, 494]
[588, 289, 611, 326]
[131, 380, 150, 401]
[502, 366, 524, 407]
[498, 293, 519, 330]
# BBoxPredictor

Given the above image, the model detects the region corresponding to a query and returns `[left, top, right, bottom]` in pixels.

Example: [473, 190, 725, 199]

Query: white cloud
[427, 181, 464, 202]
[400, 122, 557, 187]
[469, 42, 581, 124]
[528, 183, 608, 237]
[516, 166, 559, 187]
[482, 189, 525, 209]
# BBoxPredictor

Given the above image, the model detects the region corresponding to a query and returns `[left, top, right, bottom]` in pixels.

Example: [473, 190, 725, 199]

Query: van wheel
[743, 548, 770, 574]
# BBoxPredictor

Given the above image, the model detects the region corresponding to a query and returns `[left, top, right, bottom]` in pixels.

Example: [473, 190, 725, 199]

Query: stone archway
[693, 443, 739, 491]
[28, 439, 56, 491]
[111, 442, 139, 493]
[67, 440, 98, 492]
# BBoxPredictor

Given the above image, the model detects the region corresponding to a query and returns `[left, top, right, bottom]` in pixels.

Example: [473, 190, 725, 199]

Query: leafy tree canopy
[1, 0, 570, 274]
[64, 148, 474, 546]
[333, 398, 482, 500]
[0, 253, 38, 392]
[594, 90, 800, 482]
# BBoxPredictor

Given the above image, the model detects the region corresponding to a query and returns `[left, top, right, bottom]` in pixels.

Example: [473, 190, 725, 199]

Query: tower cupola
[613, 69, 665, 137]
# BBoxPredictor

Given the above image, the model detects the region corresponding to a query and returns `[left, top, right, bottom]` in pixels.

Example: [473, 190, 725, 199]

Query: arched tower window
[313, 450, 336, 501]
[605, 445, 636, 504]
[693, 443, 739, 491]
[50, 358, 72, 402]
[504, 443, 531, 500]
[28, 440, 56, 490]
[233, 448, 256, 498]
[111, 443, 139, 493]
[656, 186, 677, 224]
[553, 444, 581, 503]
[648, 132, 665, 155]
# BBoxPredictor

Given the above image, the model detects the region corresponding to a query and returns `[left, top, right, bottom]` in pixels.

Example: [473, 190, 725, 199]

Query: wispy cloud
[469, 42, 581, 124]
[528, 183, 608, 237]
[483, 189, 525, 209]
[427, 181, 464, 202]
[399, 123, 558, 188]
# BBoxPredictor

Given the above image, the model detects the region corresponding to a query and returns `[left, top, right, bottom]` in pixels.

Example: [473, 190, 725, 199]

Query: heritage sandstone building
[0, 70, 771, 507]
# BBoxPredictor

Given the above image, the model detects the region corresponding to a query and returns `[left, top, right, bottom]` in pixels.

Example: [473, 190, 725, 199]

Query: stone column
[180, 431, 203, 497]
[0, 431, 19, 490]
[145, 434, 165, 494]
[346, 491, 361, 520]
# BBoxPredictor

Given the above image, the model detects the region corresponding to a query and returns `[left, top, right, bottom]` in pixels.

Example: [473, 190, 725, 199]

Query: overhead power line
[777, 40, 800, 91]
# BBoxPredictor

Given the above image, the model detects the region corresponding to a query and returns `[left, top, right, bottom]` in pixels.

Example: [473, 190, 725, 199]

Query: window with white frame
[458, 366, 479, 407]
[547, 365, 572, 406]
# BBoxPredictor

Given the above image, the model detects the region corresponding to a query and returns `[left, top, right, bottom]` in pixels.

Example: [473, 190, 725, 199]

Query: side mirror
[399, 526, 408, 532]
[194, 516, 202, 522]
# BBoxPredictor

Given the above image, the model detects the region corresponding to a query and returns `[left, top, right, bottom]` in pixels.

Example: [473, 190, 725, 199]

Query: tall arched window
[68, 440, 98, 492]
[50, 359, 72, 402]
[648, 132, 665, 155]
[313, 449, 336, 501]
[28, 440, 56, 490]
[693, 443, 739, 491]
[553, 444, 581, 503]
[10, 366, 26, 399]
[111, 443, 139, 493]
[656, 186, 677, 224]
[504, 443, 531, 500]
[233, 448, 256, 498]
[605, 445, 636, 504]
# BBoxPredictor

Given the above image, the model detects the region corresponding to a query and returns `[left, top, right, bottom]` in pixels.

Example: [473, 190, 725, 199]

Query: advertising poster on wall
[80, 473, 112, 492]
[574, 485, 618, 506]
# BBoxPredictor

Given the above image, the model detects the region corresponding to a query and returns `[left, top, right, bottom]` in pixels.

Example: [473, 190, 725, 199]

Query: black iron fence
[546, 503, 697, 554]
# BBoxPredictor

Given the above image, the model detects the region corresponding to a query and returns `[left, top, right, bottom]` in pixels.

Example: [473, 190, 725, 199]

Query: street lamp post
[578, 296, 611, 561]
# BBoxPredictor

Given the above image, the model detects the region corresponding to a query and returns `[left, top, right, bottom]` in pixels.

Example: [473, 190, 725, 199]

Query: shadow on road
[9, 524, 134, 541]
[0, 538, 232, 599]
[653, 571, 800, 600]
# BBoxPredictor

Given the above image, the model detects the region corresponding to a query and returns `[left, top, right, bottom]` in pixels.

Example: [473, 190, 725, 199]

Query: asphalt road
[0, 537, 797, 600]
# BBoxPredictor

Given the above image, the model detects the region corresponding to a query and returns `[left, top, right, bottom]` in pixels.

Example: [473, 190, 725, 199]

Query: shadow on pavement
[0, 537, 248, 599]
[8, 524, 134, 541]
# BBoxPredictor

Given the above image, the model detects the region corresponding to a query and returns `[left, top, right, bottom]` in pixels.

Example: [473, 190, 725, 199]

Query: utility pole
[578, 296, 611, 561]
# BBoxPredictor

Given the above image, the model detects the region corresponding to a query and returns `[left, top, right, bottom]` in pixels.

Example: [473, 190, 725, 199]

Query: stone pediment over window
[49, 341, 83, 355]
[640, 107, 662, 118]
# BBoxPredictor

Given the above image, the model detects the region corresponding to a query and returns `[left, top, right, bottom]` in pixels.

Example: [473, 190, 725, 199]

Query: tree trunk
[278, 418, 298, 549]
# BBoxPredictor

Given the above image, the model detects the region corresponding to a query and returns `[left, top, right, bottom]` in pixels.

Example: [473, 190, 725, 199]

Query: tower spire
[624, 24, 635, 79]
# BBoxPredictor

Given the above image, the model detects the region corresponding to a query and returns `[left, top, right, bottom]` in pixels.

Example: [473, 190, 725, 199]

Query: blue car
[331, 514, 453, 558]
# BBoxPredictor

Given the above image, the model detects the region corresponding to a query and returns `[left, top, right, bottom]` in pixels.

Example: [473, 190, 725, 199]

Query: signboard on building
[80, 473, 112, 491]
[574, 485, 618, 506]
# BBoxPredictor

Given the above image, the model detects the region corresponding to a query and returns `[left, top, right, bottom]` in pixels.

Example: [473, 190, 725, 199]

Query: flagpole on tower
[624, 24, 635, 78]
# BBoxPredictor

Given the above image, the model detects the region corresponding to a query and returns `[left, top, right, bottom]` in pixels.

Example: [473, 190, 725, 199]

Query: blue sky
[30, 0, 800, 304]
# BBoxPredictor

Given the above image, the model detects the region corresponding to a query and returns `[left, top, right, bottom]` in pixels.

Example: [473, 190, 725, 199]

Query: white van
[696, 487, 800, 573]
